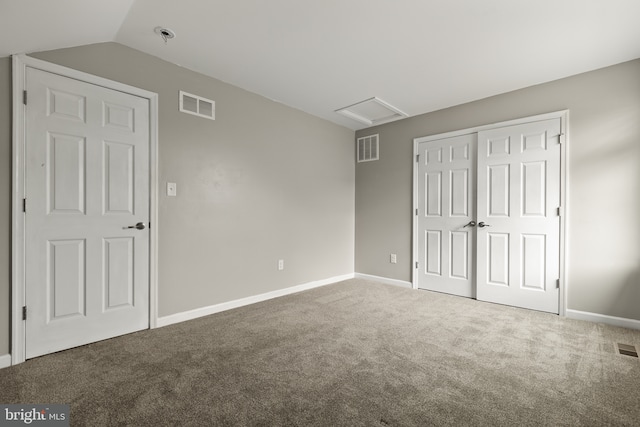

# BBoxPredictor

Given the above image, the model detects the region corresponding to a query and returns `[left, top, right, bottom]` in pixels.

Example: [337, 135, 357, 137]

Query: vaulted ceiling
[2, 0, 639, 129]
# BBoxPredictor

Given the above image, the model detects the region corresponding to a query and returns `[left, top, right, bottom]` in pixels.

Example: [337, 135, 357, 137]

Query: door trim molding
[11, 54, 160, 365]
[412, 110, 569, 316]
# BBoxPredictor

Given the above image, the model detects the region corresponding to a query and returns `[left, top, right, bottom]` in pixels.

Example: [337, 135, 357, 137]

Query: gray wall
[0, 42, 355, 357]
[356, 58, 640, 321]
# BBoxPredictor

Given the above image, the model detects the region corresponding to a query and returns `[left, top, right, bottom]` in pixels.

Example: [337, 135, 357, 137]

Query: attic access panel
[336, 97, 408, 126]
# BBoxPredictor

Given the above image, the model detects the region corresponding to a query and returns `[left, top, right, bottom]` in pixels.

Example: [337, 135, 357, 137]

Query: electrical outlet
[278, 259, 284, 271]
[390, 253, 397, 264]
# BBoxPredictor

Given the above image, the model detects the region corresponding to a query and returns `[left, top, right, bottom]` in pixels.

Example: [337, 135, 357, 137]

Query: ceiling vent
[180, 91, 215, 120]
[357, 134, 379, 163]
[336, 97, 408, 126]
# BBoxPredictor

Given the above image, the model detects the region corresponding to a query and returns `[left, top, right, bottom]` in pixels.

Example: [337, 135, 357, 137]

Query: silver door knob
[463, 221, 476, 228]
[126, 222, 146, 230]
[478, 222, 491, 228]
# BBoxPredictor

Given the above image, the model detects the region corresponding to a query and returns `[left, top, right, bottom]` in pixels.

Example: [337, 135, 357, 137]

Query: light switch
[167, 182, 177, 197]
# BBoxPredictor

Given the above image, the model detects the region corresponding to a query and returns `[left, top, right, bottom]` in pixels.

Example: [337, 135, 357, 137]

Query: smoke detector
[154, 27, 176, 43]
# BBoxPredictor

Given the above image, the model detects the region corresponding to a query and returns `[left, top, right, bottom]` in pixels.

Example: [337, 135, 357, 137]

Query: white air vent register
[180, 91, 215, 120]
[357, 134, 379, 162]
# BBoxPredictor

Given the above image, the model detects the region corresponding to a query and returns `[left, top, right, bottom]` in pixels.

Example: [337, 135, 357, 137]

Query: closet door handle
[463, 221, 476, 228]
[478, 222, 491, 228]
[125, 222, 146, 230]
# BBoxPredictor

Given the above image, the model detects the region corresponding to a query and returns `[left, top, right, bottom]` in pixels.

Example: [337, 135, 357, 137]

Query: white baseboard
[0, 354, 11, 369]
[566, 309, 640, 330]
[156, 273, 355, 328]
[354, 273, 413, 289]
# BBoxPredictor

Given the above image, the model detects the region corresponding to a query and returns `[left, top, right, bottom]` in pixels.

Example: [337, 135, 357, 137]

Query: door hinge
[22, 306, 27, 321]
[557, 206, 563, 217]
[549, 133, 564, 144]
[23, 198, 26, 213]
[415, 208, 418, 216]
[23, 90, 27, 105]
[556, 279, 561, 289]
[416, 154, 420, 162]
[415, 261, 419, 269]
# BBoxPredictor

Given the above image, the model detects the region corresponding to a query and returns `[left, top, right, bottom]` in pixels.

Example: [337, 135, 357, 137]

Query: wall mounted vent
[336, 97, 408, 126]
[357, 134, 379, 163]
[180, 91, 215, 120]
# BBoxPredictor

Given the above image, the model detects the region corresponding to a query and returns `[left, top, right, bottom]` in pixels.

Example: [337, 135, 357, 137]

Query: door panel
[450, 231, 469, 279]
[487, 232, 509, 286]
[522, 162, 546, 216]
[48, 133, 86, 214]
[104, 237, 135, 309]
[450, 169, 469, 216]
[25, 67, 150, 358]
[417, 134, 476, 298]
[476, 118, 561, 313]
[488, 164, 510, 216]
[521, 234, 546, 290]
[426, 172, 442, 216]
[48, 239, 86, 319]
[425, 230, 442, 275]
[104, 141, 135, 214]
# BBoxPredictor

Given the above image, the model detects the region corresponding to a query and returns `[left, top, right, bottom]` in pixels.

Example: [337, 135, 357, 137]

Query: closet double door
[416, 118, 561, 313]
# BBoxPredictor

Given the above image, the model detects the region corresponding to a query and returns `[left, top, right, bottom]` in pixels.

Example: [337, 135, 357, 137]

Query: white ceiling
[2, 0, 640, 130]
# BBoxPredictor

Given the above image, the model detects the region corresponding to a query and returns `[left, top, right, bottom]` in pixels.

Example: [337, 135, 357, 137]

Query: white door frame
[412, 111, 569, 316]
[11, 54, 160, 365]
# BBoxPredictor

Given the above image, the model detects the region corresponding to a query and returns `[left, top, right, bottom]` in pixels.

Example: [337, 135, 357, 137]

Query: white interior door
[476, 118, 561, 313]
[25, 67, 150, 358]
[417, 134, 476, 298]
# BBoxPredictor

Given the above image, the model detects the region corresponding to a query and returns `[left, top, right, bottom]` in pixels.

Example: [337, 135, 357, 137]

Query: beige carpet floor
[1, 279, 639, 426]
